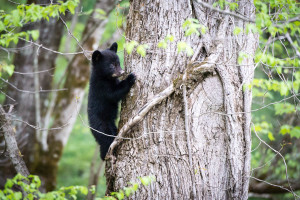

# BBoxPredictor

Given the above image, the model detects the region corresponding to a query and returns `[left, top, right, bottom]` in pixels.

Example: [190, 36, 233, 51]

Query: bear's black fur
[87, 42, 136, 160]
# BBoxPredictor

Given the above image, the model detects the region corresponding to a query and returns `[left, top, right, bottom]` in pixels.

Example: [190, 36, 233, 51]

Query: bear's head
[92, 42, 124, 78]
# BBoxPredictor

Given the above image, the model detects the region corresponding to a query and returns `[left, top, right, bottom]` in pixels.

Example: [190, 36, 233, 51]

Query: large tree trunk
[106, 0, 257, 199]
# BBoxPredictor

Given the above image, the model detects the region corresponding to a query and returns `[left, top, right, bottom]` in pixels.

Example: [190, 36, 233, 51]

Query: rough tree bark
[0, 105, 29, 177]
[106, 0, 257, 199]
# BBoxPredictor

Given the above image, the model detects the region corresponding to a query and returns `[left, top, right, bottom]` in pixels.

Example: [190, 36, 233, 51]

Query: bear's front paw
[127, 73, 136, 85]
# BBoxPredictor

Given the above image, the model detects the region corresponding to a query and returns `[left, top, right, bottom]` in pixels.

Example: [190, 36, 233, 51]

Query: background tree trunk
[35, 0, 116, 191]
[0, 0, 67, 188]
[106, 0, 257, 199]
[0, 0, 117, 191]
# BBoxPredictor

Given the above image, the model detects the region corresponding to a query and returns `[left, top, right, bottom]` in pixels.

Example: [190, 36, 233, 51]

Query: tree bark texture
[0, 105, 30, 177]
[106, 0, 257, 199]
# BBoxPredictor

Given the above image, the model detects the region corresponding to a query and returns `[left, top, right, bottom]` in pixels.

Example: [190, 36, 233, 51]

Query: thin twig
[1, 77, 67, 94]
[250, 176, 299, 197]
[285, 32, 300, 58]
[195, 0, 255, 23]
[19, 37, 87, 56]
[251, 122, 296, 198]
[59, 15, 89, 59]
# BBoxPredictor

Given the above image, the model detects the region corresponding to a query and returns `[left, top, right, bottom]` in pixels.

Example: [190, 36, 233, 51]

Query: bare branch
[19, 38, 87, 56]
[0, 105, 29, 176]
[250, 176, 300, 195]
[251, 122, 297, 198]
[285, 32, 300, 58]
[13, 67, 55, 75]
[59, 15, 89, 59]
[195, 1, 255, 23]
[0, 77, 67, 94]
[107, 84, 175, 156]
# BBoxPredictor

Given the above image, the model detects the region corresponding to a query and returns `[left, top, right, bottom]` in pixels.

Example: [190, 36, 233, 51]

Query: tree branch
[107, 55, 217, 159]
[107, 84, 175, 156]
[195, 0, 255, 23]
[285, 32, 300, 58]
[0, 105, 29, 177]
[250, 176, 300, 194]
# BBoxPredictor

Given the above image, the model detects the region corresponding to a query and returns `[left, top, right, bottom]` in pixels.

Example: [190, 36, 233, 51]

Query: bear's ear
[92, 50, 102, 63]
[109, 42, 118, 53]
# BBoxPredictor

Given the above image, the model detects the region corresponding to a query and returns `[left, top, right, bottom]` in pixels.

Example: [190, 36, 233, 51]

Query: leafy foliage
[0, 62, 14, 77]
[213, 0, 239, 11]
[0, 173, 91, 200]
[0, 174, 155, 200]
[249, 1, 300, 197]
[0, 0, 79, 47]
[182, 18, 206, 36]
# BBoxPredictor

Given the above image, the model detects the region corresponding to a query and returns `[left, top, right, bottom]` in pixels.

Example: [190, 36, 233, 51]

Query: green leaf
[5, 179, 14, 188]
[140, 176, 155, 186]
[290, 127, 300, 139]
[268, 132, 275, 141]
[124, 187, 133, 197]
[229, 2, 238, 11]
[30, 183, 36, 189]
[26, 193, 34, 200]
[132, 183, 139, 191]
[177, 41, 187, 53]
[276, 66, 282, 74]
[13, 192, 22, 200]
[200, 26, 207, 34]
[186, 46, 194, 56]
[280, 125, 292, 135]
[136, 44, 148, 57]
[124, 41, 138, 55]
[140, 177, 150, 186]
[67, 1, 77, 14]
[158, 40, 167, 49]
[30, 30, 39, 41]
[185, 27, 200, 36]
[165, 34, 174, 42]
[0, 21, 6, 31]
[96, 8, 107, 16]
[11, 9, 21, 26]
[274, 103, 295, 115]
[111, 190, 124, 200]
[80, 186, 88, 195]
[238, 52, 248, 65]
[182, 19, 192, 29]
[279, 82, 289, 96]
[233, 27, 242, 35]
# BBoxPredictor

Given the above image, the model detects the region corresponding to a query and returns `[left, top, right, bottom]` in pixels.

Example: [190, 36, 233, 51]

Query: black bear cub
[88, 42, 136, 160]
